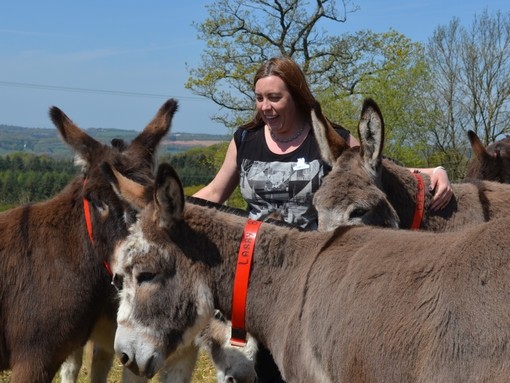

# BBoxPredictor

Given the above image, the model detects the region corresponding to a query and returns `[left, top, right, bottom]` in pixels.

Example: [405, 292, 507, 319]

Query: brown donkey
[312, 98, 510, 232]
[0, 99, 177, 383]
[110, 162, 510, 382]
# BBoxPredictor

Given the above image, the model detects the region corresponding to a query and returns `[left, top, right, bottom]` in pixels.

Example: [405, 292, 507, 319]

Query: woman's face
[255, 75, 298, 133]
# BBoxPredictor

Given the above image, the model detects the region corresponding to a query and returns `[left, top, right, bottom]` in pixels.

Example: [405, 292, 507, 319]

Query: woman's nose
[260, 99, 271, 111]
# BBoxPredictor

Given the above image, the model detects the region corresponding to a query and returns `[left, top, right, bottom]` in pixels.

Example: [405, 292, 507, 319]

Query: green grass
[0, 350, 217, 382]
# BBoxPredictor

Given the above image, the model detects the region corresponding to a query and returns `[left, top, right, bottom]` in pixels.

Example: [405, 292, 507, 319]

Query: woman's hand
[429, 166, 453, 211]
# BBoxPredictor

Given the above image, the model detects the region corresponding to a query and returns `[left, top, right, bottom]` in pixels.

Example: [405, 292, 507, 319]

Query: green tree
[186, 0, 435, 170]
[424, 9, 510, 179]
[319, 30, 432, 166]
[186, 0, 361, 129]
[0, 153, 77, 205]
[1, 170, 17, 202]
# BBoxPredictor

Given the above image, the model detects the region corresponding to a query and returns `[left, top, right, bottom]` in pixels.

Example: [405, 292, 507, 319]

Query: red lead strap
[411, 172, 425, 230]
[83, 196, 95, 245]
[83, 179, 113, 276]
[231, 219, 262, 347]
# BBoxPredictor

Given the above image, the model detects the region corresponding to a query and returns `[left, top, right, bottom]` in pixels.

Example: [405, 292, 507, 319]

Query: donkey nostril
[119, 352, 129, 365]
[226, 377, 235, 383]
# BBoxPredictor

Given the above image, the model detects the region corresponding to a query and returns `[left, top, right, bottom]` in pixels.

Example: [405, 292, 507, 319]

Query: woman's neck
[264, 123, 311, 154]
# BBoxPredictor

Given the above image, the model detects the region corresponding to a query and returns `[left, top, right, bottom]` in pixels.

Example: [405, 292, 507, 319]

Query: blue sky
[0, 1, 507, 135]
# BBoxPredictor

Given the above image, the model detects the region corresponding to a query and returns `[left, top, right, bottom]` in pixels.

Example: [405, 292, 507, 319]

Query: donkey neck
[181, 203, 340, 347]
[381, 160, 432, 229]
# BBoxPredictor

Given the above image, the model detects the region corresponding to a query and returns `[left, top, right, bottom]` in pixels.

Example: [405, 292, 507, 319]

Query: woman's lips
[265, 115, 281, 129]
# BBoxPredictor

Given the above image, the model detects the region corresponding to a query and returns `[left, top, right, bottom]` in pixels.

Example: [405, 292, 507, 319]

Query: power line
[0, 80, 207, 101]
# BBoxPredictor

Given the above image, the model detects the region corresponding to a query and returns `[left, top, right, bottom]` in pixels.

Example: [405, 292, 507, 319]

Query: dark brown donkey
[110, 162, 510, 382]
[464, 130, 510, 183]
[0, 99, 177, 383]
[311, 98, 510, 232]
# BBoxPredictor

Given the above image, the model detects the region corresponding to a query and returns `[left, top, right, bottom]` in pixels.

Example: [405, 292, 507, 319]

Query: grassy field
[0, 350, 217, 382]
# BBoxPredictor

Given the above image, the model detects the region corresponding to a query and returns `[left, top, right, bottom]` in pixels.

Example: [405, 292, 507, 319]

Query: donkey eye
[112, 274, 124, 291]
[137, 272, 156, 285]
[213, 309, 226, 322]
[350, 208, 367, 219]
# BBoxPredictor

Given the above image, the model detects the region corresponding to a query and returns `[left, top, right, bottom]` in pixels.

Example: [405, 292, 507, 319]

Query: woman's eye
[136, 272, 156, 285]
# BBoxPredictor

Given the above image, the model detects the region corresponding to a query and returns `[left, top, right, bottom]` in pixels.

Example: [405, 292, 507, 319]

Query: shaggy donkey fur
[110, 162, 510, 383]
[0, 100, 178, 383]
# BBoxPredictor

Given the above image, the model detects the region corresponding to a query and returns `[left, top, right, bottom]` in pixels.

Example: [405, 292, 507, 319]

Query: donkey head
[48, 99, 178, 254]
[106, 157, 258, 382]
[108, 163, 215, 379]
[465, 130, 510, 184]
[312, 98, 400, 230]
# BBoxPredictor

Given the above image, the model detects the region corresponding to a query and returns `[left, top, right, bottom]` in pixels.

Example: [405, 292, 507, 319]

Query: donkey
[0, 99, 184, 383]
[311, 98, 510, 232]
[109, 162, 510, 382]
[464, 130, 510, 183]
[53, 120, 258, 382]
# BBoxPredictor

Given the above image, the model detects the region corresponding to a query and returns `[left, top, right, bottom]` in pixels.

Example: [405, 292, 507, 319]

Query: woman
[194, 56, 452, 229]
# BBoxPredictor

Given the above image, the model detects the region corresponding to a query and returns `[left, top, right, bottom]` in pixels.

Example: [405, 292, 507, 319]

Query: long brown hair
[242, 56, 317, 130]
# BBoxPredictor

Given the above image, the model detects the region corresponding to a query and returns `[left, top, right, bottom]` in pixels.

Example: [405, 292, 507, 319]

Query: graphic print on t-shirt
[239, 157, 324, 228]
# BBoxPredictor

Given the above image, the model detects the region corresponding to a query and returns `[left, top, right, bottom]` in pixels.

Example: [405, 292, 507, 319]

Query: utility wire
[0, 80, 206, 101]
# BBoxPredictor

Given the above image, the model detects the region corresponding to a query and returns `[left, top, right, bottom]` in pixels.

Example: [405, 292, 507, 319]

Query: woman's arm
[193, 139, 240, 204]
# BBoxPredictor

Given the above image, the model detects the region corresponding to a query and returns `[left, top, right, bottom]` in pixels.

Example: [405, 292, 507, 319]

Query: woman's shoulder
[234, 124, 264, 144]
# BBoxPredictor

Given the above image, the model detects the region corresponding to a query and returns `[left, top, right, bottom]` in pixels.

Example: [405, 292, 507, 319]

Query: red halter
[411, 172, 425, 230]
[231, 219, 262, 347]
[82, 178, 113, 275]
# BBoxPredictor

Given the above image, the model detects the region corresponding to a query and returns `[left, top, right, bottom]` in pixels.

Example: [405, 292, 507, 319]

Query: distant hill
[0, 124, 230, 157]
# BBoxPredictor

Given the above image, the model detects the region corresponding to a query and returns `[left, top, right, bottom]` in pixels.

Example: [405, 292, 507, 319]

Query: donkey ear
[49, 106, 103, 165]
[128, 99, 179, 169]
[311, 101, 349, 166]
[467, 130, 490, 160]
[154, 163, 185, 230]
[358, 98, 384, 174]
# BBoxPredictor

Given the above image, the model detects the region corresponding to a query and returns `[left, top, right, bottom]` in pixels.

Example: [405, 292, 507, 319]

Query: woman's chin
[267, 123, 283, 132]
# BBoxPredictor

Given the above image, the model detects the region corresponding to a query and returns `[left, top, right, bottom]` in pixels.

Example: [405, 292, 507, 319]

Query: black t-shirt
[234, 124, 350, 230]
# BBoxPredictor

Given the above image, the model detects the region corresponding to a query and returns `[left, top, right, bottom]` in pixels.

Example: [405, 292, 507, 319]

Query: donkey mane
[185, 196, 303, 230]
[185, 196, 249, 218]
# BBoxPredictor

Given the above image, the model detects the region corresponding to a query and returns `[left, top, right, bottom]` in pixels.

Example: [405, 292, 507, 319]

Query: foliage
[161, 145, 220, 188]
[423, 9, 510, 177]
[318, 29, 433, 166]
[186, 0, 360, 129]
[0, 153, 78, 205]
[185, 0, 451, 170]
[0, 143, 244, 210]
